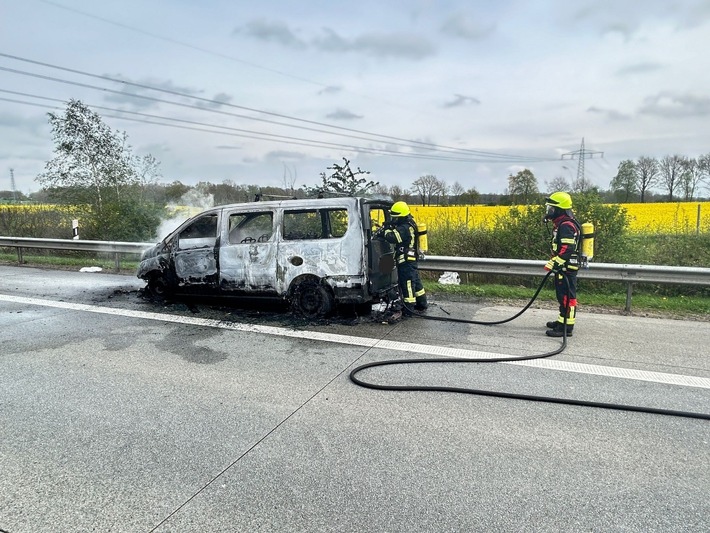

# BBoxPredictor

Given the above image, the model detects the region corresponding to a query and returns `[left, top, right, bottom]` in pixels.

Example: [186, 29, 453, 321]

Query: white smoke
[155, 190, 215, 241]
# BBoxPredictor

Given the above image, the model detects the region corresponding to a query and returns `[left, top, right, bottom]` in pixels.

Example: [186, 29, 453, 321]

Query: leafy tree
[460, 187, 480, 205]
[162, 181, 192, 203]
[36, 99, 162, 240]
[507, 169, 538, 204]
[659, 154, 685, 201]
[0, 190, 29, 202]
[307, 157, 378, 197]
[609, 160, 638, 202]
[634, 156, 659, 203]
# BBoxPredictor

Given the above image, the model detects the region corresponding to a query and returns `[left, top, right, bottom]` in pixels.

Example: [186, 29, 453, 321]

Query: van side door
[219, 209, 278, 294]
[276, 206, 361, 293]
[173, 212, 219, 286]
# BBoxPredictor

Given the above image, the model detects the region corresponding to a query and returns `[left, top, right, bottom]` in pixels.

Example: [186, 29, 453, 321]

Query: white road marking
[2, 293, 709, 390]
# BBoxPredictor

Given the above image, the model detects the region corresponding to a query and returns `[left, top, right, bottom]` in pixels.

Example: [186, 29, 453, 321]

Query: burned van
[137, 197, 397, 316]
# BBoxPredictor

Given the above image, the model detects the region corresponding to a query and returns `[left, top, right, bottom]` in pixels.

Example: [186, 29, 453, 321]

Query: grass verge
[424, 281, 710, 320]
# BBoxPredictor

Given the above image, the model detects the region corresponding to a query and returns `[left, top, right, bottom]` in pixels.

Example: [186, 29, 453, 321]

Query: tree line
[4, 98, 709, 242]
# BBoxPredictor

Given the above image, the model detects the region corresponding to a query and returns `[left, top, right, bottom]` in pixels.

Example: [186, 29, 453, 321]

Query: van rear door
[363, 200, 397, 294]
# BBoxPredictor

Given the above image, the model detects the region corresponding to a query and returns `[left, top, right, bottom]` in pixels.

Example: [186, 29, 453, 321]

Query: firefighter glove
[544, 257, 566, 272]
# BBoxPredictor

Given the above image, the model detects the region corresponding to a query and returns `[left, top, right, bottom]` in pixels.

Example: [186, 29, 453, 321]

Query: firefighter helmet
[545, 192, 573, 209]
[390, 201, 410, 217]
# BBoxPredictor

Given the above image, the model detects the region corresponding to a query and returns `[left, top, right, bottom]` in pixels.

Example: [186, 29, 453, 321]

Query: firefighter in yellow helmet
[382, 201, 428, 314]
[543, 192, 581, 337]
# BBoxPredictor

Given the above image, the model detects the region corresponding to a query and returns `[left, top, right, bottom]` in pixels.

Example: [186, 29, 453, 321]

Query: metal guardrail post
[625, 283, 633, 313]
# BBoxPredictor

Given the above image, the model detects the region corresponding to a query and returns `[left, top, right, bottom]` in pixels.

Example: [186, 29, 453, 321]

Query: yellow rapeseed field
[410, 202, 710, 234]
[2, 201, 709, 234]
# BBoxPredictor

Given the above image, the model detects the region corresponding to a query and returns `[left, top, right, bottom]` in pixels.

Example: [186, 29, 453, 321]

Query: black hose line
[350, 271, 710, 421]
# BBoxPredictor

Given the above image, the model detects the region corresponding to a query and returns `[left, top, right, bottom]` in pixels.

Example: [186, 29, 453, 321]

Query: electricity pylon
[561, 138, 604, 186]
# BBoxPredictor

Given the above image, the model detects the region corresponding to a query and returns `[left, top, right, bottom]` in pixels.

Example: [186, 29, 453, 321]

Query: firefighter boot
[545, 322, 573, 337]
[546, 320, 558, 328]
[415, 295, 428, 311]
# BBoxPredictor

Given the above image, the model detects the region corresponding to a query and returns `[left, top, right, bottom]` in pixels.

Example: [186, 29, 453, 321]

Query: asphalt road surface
[1, 265, 708, 533]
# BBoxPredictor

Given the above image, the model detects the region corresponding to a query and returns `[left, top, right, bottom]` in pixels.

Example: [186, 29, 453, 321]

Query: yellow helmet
[389, 201, 410, 217]
[545, 191, 573, 209]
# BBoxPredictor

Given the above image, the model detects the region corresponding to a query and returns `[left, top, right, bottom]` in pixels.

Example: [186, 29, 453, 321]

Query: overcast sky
[2, 0, 710, 196]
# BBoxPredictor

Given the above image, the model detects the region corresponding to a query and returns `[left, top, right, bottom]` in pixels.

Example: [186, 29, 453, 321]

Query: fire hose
[349, 271, 710, 421]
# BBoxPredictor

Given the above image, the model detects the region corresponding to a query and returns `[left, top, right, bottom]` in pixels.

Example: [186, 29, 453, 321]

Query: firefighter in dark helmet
[383, 201, 428, 313]
[543, 192, 581, 337]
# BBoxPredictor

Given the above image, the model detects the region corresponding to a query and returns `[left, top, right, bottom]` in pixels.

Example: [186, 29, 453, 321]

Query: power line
[32, 0, 451, 116]
[0, 53, 552, 163]
[1, 93, 528, 164]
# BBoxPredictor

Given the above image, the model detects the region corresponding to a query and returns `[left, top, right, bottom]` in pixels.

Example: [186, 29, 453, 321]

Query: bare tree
[544, 176, 571, 194]
[436, 178, 449, 205]
[449, 181, 465, 205]
[282, 163, 297, 195]
[635, 156, 659, 203]
[659, 154, 685, 201]
[411, 174, 444, 205]
[389, 184, 404, 199]
[696, 152, 710, 196]
[679, 157, 704, 200]
[571, 175, 594, 194]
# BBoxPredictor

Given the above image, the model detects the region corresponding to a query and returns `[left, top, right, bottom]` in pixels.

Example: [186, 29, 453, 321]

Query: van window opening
[283, 209, 349, 240]
[177, 214, 218, 250]
[228, 212, 274, 244]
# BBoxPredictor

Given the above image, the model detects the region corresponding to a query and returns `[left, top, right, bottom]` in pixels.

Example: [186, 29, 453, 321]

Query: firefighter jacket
[383, 216, 419, 264]
[549, 214, 581, 271]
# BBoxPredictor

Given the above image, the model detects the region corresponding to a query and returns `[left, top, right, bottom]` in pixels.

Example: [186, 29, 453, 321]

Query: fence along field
[1, 202, 709, 238]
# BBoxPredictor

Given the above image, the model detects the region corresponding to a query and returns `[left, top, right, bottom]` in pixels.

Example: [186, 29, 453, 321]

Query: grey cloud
[615, 62, 664, 76]
[237, 19, 307, 48]
[326, 108, 363, 120]
[570, 1, 709, 39]
[587, 106, 631, 121]
[443, 94, 481, 108]
[196, 92, 234, 109]
[0, 111, 50, 136]
[313, 28, 436, 59]
[639, 92, 710, 117]
[264, 150, 306, 161]
[235, 19, 435, 60]
[318, 85, 342, 95]
[103, 75, 203, 110]
[216, 145, 242, 150]
[440, 14, 495, 41]
[601, 22, 635, 42]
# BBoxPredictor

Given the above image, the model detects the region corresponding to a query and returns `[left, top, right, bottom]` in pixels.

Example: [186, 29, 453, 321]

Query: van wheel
[147, 275, 169, 298]
[291, 280, 334, 318]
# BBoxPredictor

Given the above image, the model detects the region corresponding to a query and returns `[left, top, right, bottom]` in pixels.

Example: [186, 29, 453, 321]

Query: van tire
[291, 279, 334, 318]
[147, 275, 170, 298]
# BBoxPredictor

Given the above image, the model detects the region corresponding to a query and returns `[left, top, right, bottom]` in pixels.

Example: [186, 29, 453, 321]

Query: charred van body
[137, 197, 397, 317]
